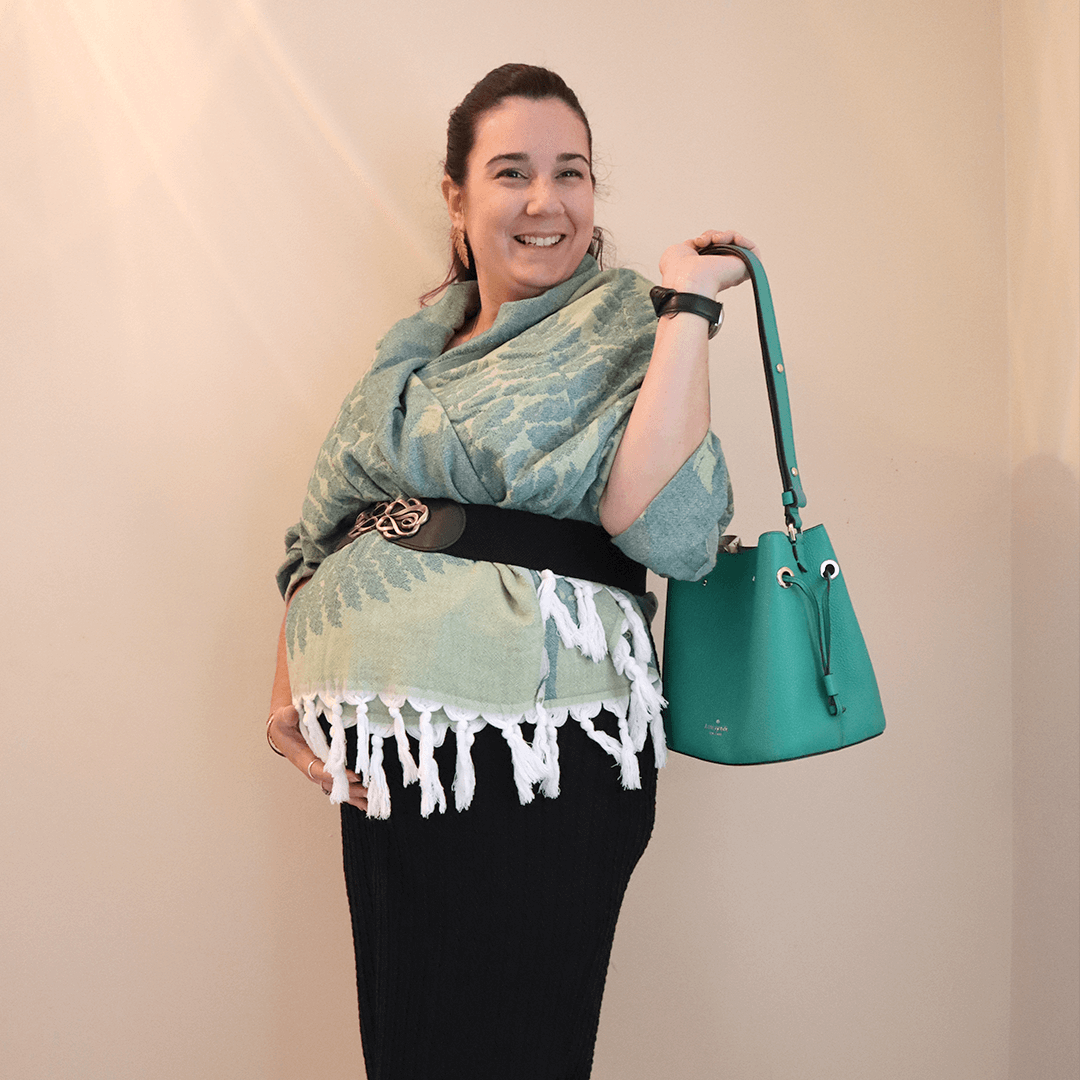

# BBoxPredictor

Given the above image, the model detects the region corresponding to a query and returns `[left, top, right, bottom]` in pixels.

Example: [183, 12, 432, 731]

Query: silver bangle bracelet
[265, 710, 288, 757]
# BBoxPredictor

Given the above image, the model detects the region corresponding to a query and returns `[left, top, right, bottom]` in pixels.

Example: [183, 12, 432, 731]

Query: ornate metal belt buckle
[349, 497, 430, 541]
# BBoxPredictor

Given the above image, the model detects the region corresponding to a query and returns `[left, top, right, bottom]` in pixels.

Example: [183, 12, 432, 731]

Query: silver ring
[307, 759, 320, 780]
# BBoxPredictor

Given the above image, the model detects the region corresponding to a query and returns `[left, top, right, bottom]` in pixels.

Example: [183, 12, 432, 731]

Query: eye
[558, 168, 586, 179]
[495, 168, 527, 180]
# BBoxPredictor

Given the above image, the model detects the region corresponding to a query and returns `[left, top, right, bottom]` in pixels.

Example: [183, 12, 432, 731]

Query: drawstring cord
[782, 566, 844, 716]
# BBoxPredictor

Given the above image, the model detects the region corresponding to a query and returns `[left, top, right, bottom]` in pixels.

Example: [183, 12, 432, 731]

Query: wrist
[266, 703, 299, 756]
[660, 268, 720, 294]
[650, 287, 724, 339]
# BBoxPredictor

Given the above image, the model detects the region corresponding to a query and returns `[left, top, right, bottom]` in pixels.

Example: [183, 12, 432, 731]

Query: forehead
[470, 97, 591, 166]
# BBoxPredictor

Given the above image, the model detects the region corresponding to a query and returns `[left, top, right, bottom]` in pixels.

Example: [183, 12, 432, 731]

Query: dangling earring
[452, 225, 470, 269]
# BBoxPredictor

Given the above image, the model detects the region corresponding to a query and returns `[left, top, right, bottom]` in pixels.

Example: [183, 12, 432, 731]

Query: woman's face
[443, 96, 595, 311]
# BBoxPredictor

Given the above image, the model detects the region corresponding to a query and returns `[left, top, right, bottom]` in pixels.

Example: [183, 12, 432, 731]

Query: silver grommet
[820, 559, 840, 580]
[777, 566, 794, 587]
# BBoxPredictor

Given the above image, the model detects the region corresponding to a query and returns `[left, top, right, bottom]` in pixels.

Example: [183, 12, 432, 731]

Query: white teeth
[516, 235, 563, 247]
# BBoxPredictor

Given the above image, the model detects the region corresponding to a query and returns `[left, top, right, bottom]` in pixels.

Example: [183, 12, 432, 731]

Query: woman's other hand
[268, 578, 369, 811]
[267, 704, 369, 811]
[659, 229, 758, 297]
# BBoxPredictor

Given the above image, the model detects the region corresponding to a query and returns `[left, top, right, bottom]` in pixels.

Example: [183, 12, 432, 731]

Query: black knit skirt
[336, 711, 656, 1080]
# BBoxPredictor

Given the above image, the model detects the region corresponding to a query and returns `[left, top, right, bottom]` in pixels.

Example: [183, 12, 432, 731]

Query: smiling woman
[265, 62, 756, 1079]
[441, 97, 596, 332]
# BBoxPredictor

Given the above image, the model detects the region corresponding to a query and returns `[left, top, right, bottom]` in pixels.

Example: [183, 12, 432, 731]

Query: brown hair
[420, 64, 606, 305]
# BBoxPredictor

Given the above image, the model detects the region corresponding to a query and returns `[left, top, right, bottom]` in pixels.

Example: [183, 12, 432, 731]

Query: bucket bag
[661, 245, 886, 764]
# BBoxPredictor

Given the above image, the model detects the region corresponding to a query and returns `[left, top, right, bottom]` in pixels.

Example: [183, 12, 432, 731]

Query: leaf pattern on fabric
[277, 256, 733, 715]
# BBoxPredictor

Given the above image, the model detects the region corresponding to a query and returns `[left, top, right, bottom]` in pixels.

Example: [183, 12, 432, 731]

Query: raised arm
[598, 229, 757, 536]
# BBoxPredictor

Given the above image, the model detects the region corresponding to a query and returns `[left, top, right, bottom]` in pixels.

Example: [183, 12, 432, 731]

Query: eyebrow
[485, 152, 591, 168]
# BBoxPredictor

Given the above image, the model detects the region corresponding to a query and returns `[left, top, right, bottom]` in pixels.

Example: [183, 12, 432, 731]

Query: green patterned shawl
[278, 256, 732, 816]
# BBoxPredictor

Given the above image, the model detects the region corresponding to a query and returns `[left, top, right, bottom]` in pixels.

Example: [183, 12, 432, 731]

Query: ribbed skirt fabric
[336, 711, 657, 1080]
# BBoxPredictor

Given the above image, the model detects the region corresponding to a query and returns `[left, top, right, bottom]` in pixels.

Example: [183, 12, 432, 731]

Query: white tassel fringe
[293, 575, 666, 817]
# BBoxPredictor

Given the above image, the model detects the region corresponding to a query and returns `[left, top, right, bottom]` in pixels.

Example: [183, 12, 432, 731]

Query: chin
[514, 248, 586, 286]
[480, 239, 591, 302]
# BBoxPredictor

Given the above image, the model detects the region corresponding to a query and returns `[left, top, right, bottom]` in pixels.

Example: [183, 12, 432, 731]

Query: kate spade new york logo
[704, 721, 729, 736]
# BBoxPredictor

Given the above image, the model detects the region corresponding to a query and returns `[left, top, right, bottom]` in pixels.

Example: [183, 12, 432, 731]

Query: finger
[344, 782, 369, 811]
[687, 232, 757, 289]
[269, 712, 346, 789]
[344, 772, 368, 810]
[276, 713, 370, 809]
[689, 230, 758, 253]
[724, 232, 758, 252]
[311, 760, 369, 805]
[322, 777, 370, 812]
[689, 230, 735, 249]
[307, 758, 364, 784]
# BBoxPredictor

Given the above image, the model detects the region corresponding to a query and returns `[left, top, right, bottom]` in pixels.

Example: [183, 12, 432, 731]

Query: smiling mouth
[515, 235, 564, 247]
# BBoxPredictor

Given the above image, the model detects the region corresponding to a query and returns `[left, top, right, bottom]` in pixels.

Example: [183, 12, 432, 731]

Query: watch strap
[649, 287, 724, 338]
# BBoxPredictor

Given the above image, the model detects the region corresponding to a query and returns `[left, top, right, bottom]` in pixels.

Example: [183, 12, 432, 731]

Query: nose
[526, 176, 562, 216]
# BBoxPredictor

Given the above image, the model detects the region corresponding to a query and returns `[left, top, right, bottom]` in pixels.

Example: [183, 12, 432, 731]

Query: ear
[441, 175, 464, 226]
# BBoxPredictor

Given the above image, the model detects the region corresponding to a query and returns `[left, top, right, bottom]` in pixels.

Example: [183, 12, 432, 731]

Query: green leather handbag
[662, 245, 886, 764]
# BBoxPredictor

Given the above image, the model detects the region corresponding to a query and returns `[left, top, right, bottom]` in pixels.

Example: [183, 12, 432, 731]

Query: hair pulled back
[421, 64, 606, 305]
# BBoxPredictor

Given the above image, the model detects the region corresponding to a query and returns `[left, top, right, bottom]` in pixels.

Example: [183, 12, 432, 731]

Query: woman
[267, 64, 755, 1080]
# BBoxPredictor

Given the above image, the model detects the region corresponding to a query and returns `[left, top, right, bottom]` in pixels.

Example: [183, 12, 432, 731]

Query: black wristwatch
[649, 286, 724, 339]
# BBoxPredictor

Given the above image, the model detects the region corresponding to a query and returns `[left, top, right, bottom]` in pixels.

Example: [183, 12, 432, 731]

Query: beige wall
[0, 2, 1074, 1078]
[1004, 0, 1080, 1077]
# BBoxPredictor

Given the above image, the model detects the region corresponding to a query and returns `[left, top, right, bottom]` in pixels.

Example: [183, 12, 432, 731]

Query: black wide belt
[339, 497, 647, 595]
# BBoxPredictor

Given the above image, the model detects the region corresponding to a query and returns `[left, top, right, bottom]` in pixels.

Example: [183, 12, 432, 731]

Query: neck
[469, 304, 498, 339]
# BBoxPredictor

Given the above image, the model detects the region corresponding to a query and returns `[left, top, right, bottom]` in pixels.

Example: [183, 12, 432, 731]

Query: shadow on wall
[1009, 452, 1080, 1080]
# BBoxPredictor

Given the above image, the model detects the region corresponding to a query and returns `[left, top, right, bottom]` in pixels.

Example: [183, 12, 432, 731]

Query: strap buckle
[349, 498, 430, 541]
